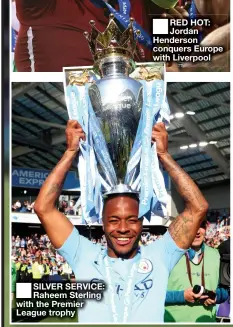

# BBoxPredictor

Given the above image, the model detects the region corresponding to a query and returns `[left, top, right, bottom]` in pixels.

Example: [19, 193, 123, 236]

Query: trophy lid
[103, 183, 140, 199]
[84, 14, 140, 74]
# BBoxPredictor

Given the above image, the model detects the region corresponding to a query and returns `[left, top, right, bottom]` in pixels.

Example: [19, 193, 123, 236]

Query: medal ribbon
[104, 256, 138, 323]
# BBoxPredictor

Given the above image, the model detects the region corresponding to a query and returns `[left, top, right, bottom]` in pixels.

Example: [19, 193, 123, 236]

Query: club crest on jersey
[138, 259, 153, 274]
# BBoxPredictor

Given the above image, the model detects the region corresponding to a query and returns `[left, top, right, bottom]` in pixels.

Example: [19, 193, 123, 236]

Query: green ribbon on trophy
[63, 14, 170, 223]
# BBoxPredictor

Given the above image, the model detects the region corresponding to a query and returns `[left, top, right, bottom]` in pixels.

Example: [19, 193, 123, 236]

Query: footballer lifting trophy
[63, 14, 170, 224]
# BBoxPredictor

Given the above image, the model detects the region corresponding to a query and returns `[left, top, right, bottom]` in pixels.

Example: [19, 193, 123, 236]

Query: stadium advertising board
[12, 167, 80, 190]
[12, 166, 170, 191]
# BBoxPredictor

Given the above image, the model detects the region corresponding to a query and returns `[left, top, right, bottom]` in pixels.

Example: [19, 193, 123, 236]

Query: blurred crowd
[205, 223, 230, 248]
[58, 199, 81, 216]
[12, 233, 72, 282]
[12, 200, 35, 213]
[205, 211, 230, 248]
[140, 233, 163, 245]
[91, 235, 107, 247]
[12, 198, 82, 216]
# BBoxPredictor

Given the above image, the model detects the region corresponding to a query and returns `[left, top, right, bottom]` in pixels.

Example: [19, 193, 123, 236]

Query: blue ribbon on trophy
[63, 14, 170, 224]
[125, 79, 169, 220]
[90, 0, 152, 48]
[66, 83, 117, 224]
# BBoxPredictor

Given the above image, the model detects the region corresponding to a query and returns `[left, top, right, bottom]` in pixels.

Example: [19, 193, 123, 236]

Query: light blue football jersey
[58, 228, 186, 323]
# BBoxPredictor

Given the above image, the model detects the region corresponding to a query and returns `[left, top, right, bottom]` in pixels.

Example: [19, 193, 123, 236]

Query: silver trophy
[64, 14, 164, 199]
[85, 15, 162, 186]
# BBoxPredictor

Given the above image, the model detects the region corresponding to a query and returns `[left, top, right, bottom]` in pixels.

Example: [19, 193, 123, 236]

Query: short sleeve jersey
[58, 227, 186, 323]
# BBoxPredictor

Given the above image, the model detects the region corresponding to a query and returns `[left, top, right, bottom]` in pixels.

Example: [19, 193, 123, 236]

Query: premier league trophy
[63, 14, 170, 224]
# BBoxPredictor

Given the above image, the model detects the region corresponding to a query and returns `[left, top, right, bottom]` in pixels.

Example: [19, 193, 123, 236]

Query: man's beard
[105, 233, 141, 259]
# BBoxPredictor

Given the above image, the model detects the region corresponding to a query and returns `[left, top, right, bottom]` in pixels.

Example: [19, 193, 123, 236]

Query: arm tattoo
[169, 212, 194, 248]
[46, 183, 62, 196]
[46, 164, 68, 197]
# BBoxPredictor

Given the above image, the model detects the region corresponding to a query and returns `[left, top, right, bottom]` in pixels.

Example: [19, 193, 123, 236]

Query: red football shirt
[15, 0, 152, 72]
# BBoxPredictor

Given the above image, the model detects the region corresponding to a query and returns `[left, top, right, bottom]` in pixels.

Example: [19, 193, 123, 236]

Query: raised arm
[152, 123, 208, 249]
[34, 120, 85, 248]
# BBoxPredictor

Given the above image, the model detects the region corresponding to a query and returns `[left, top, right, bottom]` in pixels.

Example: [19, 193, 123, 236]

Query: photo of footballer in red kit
[11, 0, 230, 72]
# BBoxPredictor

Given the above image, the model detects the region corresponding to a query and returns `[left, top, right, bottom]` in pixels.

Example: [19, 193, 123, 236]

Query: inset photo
[11, 0, 230, 72]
